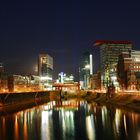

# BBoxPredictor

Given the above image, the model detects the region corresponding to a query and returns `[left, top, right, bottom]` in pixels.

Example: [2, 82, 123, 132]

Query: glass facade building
[95, 40, 132, 88]
[38, 54, 53, 90]
[79, 52, 93, 89]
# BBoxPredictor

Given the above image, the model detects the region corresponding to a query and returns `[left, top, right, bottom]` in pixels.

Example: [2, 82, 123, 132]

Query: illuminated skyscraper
[118, 50, 140, 90]
[79, 52, 93, 89]
[94, 40, 132, 89]
[38, 54, 53, 90]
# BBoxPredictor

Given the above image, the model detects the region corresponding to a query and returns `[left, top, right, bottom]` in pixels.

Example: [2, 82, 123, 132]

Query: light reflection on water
[86, 114, 95, 140]
[0, 100, 140, 140]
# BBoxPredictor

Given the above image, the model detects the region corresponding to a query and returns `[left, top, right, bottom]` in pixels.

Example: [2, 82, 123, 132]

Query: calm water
[0, 99, 140, 140]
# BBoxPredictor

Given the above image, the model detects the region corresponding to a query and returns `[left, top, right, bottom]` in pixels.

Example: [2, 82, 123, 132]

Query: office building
[38, 53, 53, 90]
[94, 40, 132, 89]
[79, 52, 93, 89]
[118, 50, 140, 90]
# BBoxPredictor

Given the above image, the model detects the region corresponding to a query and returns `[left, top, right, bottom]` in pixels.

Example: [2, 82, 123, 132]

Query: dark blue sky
[0, 0, 140, 80]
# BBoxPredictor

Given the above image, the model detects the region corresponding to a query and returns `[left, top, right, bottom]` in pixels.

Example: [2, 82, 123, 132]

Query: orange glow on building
[93, 40, 132, 47]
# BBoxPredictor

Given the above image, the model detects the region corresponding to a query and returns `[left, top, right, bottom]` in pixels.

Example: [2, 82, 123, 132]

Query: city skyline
[0, 0, 140, 80]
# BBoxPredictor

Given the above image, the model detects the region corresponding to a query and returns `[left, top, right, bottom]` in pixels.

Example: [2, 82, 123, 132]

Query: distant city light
[135, 58, 140, 62]
[40, 76, 52, 81]
[85, 65, 90, 69]
[90, 54, 93, 75]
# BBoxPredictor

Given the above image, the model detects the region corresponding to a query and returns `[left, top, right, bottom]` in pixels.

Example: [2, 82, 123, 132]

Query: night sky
[0, 0, 140, 80]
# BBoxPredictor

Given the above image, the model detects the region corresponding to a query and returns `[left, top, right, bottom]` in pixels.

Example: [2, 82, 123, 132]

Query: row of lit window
[129, 82, 140, 84]
[130, 66, 140, 69]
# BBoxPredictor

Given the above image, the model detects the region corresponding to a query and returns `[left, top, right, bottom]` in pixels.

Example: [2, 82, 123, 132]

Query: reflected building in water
[1, 100, 140, 140]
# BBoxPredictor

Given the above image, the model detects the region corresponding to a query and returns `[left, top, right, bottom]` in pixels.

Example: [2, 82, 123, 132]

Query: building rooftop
[94, 40, 132, 46]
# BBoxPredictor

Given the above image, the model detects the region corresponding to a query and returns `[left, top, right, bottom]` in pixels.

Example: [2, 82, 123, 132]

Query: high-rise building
[79, 52, 93, 89]
[38, 54, 53, 90]
[94, 40, 132, 89]
[118, 50, 140, 90]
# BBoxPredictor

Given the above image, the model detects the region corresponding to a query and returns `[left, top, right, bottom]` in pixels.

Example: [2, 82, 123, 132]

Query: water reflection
[86, 114, 95, 140]
[14, 115, 19, 140]
[41, 110, 53, 140]
[23, 112, 28, 140]
[0, 100, 140, 140]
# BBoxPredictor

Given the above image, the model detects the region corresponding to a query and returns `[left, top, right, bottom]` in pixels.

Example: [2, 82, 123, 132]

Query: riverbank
[75, 91, 140, 113]
[1, 90, 140, 114]
[0, 90, 61, 114]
